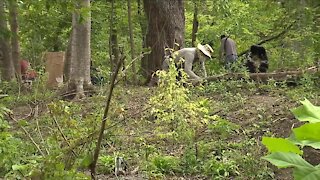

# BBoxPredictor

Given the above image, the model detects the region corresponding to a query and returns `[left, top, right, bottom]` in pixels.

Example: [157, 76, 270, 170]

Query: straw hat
[197, 44, 213, 58]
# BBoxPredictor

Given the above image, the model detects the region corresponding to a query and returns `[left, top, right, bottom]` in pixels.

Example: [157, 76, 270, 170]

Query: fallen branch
[238, 21, 296, 57]
[204, 67, 318, 82]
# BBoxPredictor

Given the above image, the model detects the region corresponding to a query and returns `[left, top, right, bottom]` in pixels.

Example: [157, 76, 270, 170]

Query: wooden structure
[44, 52, 65, 89]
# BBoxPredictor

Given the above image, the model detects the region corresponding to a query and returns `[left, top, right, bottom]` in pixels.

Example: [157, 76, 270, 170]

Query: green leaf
[291, 99, 320, 123]
[262, 152, 313, 169]
[293, 123, 320, 142]
[293, 167, 320, 180]
[262, 137, 302, 155]
[12, 164, 28, 171]
[289, 133, 320, 149]
[80, 154, 93, 168]
[18, 120, 28, 126]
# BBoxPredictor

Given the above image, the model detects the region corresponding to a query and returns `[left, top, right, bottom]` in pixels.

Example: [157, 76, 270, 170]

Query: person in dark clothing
[245, 45, 269, 73]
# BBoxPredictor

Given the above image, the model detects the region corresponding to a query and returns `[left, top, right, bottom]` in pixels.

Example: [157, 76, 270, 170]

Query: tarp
[45, 52, 65, 89]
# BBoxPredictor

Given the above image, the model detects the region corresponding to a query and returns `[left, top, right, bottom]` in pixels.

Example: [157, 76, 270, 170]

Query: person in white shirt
[162, 44, 213, 80]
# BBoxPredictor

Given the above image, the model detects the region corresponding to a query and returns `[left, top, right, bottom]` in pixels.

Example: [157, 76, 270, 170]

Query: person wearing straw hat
[162, 43, 213, 80]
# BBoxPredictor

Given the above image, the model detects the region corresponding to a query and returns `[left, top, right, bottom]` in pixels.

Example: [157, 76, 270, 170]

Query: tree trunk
[143, 0, 185, 82]
[68, 0, 91, 99]
[127, 0, 137, 84]
[137, 0, 148, 77]
[0, 1, 15, 81]
[108, 0, 119, 74]
[8, 0, 21, 80]
[64, 33, 72, 82]
[191, 1, 199, 47]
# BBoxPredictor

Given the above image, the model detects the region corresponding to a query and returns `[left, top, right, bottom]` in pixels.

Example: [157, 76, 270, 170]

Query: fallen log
[204, 67, 318, 83]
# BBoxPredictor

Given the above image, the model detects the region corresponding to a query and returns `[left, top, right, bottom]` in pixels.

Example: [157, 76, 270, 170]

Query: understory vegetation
[1, 67, 319, 179]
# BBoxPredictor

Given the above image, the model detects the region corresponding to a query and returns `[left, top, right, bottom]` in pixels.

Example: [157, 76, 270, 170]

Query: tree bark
[64, 33, 72, 82]
[143, 0, 185, 82]
[108, 0, 119, 74]
[0, 1, 15, 81]
[191, 1, 199, 47]
[137, 0, 148, 77]
[8, 0, 21, 80]
[68, 0, 91, 99]
[127, 0, 137, 84]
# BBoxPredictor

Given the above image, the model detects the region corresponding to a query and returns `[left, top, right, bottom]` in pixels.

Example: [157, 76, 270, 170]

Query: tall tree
[8, 0, 21, 79]
[68, 0, 91, 98]
[191, 1, 199, 47]
[127, 0, 137, 84]
[108, 0, 121, 75]
[142, 0, 185, 83]
[0, 1, 15, 81]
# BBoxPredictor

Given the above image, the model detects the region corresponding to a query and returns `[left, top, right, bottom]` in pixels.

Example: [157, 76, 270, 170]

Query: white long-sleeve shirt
[162, 48, 207, 80]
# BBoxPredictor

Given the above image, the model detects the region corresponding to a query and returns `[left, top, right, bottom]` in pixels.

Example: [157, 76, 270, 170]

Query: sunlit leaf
[293, 123, 320, 142]
[262, 152, 313, 169]
[12, 164, 28, 171]
[291, 99, 320, 123]
[262, 137, 302, 155]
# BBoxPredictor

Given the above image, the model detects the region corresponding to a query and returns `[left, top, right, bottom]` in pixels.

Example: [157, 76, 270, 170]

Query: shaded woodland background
[0, 0, 320, 180]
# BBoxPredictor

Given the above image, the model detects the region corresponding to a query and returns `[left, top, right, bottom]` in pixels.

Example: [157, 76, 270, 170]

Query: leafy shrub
[98, 155, 115, 174]
[203, 155, 239, 178]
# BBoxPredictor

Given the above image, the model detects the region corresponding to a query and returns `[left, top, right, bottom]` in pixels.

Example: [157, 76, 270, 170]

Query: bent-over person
[162, 44, 213, 80]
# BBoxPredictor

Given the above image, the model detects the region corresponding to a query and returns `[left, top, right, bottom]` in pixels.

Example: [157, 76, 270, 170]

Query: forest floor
[7, 80, 320, 180]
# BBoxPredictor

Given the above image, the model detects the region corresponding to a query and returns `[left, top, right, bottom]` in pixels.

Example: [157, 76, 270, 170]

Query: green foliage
[146, 154, 181, 174]
[203, 155, 239, 179]
[149, 59, 211, 143]
[291, 99, 320, 123]
[262, 99, 320, 180]
[262, 137, 302, 155]
[98, 155, 115, 174]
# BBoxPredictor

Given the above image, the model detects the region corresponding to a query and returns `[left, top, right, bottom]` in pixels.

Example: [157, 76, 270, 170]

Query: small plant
[262, 99, 320, 180]
[145, 154, 181, 175]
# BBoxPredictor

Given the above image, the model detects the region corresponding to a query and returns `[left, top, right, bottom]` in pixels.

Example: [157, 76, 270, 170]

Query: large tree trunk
[68, 0, 91, 99]
[0, 1, 15, 81]
[143, 0, 185, 83]
[8, 0, 20, 80]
